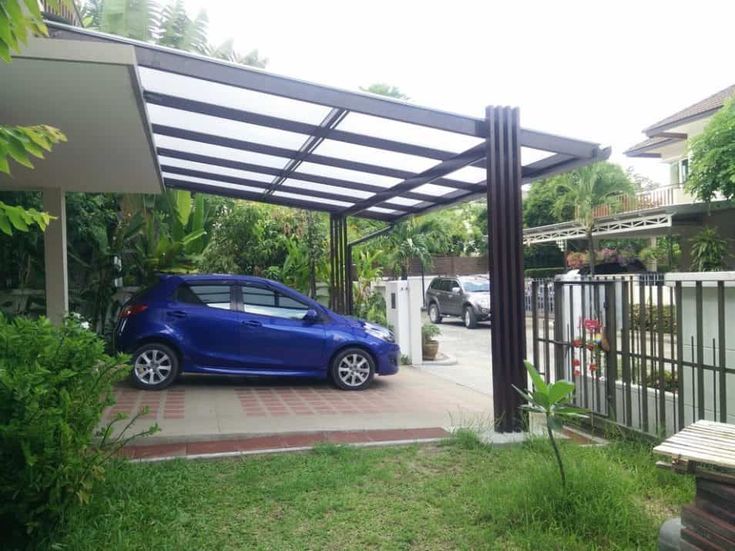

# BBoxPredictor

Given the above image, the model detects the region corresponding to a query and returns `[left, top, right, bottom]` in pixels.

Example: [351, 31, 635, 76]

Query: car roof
[163, 273, 278, 286]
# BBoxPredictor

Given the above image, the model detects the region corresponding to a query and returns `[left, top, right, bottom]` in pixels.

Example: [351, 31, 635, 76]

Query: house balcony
[591, 184, 695, 218]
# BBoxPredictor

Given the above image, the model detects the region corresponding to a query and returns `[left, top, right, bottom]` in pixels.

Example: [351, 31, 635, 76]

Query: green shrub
[630, 304, 676, 332]
[0, 315, 154, 548]
[421, 322, 440, 343]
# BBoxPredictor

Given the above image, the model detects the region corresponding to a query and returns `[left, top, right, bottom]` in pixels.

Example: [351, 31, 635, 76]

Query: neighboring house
[523, 85, 735, 271]
[625, 84, 735, 189]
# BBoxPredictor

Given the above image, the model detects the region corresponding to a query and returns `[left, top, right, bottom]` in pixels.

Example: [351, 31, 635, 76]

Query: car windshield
[462, 279, 489, 293]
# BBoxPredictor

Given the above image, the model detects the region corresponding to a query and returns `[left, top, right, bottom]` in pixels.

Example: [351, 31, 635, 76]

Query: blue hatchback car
[115, 274, 399, 391]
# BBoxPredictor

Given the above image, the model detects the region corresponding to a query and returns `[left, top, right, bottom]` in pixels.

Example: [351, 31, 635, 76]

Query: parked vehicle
[425, 275, 490, 329]
[115, 274, 399, 391]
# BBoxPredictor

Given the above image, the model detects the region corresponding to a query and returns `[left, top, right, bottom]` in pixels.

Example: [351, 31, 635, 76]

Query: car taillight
[119, 304, 148, 319]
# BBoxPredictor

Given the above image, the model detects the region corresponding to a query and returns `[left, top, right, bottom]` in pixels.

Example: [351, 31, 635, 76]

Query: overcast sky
[183, 0, 734, 184]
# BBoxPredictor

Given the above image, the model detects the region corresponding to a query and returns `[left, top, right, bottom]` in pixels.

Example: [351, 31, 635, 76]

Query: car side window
[430, 279, 442, 290]
[436, 279, 448, 291]
[449, 280, 460, 292]
[175, 284, 232, 310]
[241, 284, 310, 320]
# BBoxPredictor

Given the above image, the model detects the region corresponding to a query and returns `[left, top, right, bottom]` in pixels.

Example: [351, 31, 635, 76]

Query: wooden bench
[654, 420, 735, 551]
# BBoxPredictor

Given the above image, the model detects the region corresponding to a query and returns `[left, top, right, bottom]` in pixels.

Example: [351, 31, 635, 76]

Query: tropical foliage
[688, 98, 735, 202]
[689, 227, 730, 271]
[82, 0, 268, 66]
[0, 315, 156, 548]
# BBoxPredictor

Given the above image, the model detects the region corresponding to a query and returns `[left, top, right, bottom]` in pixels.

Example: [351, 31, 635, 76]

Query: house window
[678, 158, 689, 183]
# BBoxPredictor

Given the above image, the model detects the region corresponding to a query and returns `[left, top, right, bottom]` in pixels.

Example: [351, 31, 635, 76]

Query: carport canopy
[46, 23, 609, 222]
[3, 22, 611, 433]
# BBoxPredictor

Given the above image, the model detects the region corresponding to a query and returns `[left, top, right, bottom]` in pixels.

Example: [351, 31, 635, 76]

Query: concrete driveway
[419, 317, 493, 395]
[105, 367, 493, 446]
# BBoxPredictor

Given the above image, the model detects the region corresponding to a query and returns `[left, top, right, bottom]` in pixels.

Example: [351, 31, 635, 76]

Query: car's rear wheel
[130, 343, 179, 390]
[428, 302, 443, 324]
[464, 306, 478, 329]
[330, 348, 375, 391]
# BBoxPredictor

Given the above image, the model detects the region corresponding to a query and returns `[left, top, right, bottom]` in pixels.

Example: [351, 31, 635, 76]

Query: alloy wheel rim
[430, 305, 438, 321]
[465, 310, 471, 327]
[134, 349, 172, 385]
[337, 353, 370, 387]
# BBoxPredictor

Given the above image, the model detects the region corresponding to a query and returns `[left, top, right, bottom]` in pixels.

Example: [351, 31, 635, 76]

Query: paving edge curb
[131, 437, 447, 463]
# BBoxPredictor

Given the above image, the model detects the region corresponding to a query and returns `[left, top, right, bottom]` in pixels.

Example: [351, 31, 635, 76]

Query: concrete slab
[103, 367, 493, 446]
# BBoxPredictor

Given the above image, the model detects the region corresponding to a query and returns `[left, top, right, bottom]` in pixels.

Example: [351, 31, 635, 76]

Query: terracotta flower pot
[422, 340, 439, 361]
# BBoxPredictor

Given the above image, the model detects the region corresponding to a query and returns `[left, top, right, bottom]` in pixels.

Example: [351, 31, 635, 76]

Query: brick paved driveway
[105, 367, 492, 445]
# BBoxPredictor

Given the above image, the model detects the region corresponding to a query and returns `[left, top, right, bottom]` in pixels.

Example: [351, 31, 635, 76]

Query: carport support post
[329, 214, 348, 314]
[42, 188, 69, 325]
[486, 106, 527, 433]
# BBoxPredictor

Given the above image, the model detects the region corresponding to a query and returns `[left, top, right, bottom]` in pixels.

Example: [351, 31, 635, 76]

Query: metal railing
[528, 275, 733, 437]
[591, 184, 693, 218]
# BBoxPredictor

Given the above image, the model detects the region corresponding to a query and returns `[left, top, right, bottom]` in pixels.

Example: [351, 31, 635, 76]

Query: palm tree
[554, 163, 634, 275]
[83, 0, 157, 41]
[156, 0, 208, 53]
[385, 218, 439, 279]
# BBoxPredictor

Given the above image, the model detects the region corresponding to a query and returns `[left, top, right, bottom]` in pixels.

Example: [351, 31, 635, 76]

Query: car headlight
[365, 324, 394, 343]
[477, 297, 490, 308]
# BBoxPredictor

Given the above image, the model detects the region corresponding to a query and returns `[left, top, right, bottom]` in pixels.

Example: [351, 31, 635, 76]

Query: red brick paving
[122, 427, 451, 460]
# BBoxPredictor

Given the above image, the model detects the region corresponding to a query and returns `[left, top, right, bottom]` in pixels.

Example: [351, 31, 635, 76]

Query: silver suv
[425, 275, 490, 329]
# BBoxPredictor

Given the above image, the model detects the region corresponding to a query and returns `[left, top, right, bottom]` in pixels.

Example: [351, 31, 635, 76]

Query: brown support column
[486, 106, 527, 433]
[329, 214, 348, 313]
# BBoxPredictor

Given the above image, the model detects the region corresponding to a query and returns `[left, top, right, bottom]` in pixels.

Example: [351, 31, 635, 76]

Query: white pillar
[42, 188, 68, 325]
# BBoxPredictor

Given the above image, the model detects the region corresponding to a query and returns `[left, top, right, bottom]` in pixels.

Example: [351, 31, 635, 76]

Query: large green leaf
[524, 360, 548, 393]
[548, 380, 575, 406]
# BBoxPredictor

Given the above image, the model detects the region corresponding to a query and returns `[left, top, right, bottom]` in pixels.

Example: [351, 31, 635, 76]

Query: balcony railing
[41, 1, 81, 26]
[592, 184, 694, 218]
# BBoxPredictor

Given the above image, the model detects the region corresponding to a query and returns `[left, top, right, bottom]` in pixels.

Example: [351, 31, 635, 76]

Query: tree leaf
[524, 360, 548, 393]
[548, 380, 575, 405]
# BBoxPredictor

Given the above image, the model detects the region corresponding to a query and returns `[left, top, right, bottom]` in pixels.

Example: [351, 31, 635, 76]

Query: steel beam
[486, 106, 526, 433]
[152, 125, 476, 190]
[146, 92, 459, 161]
[157, 148, 439, 203]
[266, 108, 347, 194]
[343, 142, 486, 216]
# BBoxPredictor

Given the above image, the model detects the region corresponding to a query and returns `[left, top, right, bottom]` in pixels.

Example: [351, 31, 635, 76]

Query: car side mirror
[451, 286, 461, 294]
[303, 309, 320, 322]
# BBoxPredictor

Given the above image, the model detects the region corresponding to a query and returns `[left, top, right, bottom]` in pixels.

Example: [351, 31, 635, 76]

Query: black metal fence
[529, 275, 734, 437]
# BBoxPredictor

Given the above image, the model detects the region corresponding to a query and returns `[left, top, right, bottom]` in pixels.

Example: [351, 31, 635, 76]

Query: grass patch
[54, 438, 692, 550]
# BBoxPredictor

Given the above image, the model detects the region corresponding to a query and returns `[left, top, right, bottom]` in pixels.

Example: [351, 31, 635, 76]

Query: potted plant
[422, 322, 441, 361]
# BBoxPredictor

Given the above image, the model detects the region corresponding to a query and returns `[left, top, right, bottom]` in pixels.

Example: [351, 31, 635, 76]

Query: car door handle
[242, 320, 262, 328]
[168, 310, 188, 319]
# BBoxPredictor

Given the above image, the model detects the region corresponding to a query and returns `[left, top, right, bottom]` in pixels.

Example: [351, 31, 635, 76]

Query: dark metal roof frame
[47, 21, 609, 222]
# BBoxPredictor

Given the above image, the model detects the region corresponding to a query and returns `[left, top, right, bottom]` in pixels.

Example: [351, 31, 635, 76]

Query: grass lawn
[56, 435, 693, 550]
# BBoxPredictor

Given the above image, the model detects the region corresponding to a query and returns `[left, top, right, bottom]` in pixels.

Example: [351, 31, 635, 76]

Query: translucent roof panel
[148, 104, 310, 150]
[336, 111, 484, 153]
[384, 196, 423, 207]
[152, 135, 291, 170]
[413, 183, 457, 197]
[444, 165, 486, 184]
[296, 162, 401, 188]
[279, 178, 374, 200]
[159, 155, 275, 183]
[367, 206, 399, 215]
[139, 67, 332, 124]
[272, 191, 353, 208]
[312, 139, 438, 174]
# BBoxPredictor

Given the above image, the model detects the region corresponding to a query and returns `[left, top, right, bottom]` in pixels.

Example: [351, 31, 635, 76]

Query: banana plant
[513, 361, 587, 487]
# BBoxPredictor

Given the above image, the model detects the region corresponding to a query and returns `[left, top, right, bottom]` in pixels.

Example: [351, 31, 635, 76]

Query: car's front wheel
[330, 348, 375, 391]
[130, 343, 179, 390]
[464, 306, 478, 329]
[428, 302, 443, 324]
